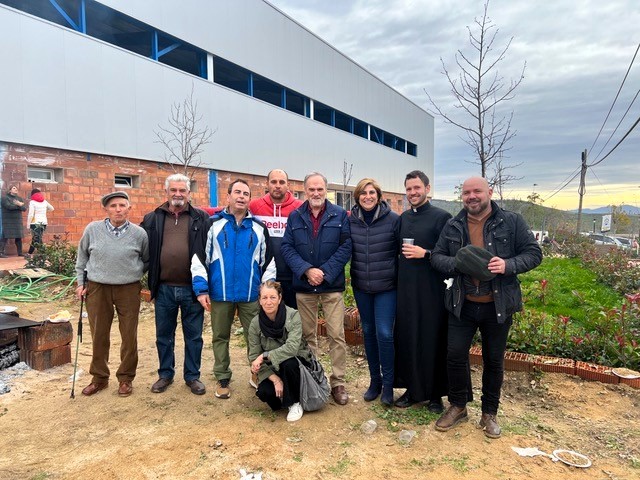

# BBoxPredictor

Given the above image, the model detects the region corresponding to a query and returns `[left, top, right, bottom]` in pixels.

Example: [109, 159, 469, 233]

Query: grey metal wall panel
[0, 3, 433, 195]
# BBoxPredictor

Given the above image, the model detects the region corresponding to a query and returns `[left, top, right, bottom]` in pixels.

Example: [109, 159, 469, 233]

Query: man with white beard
[142, 174, 211, 395]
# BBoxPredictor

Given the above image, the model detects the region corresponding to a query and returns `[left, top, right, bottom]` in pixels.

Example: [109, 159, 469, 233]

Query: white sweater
[27, 200, 54, 225]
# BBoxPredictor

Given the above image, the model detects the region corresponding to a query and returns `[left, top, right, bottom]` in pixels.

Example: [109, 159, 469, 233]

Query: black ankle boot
[380, 385, 394, 406]
[363, 382, 382, 402]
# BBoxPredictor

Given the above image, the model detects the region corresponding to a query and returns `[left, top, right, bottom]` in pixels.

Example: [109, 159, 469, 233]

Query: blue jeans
[155, 284, 205, 382]
[447, 301, 512, 414]
[353, 289, 396, 388]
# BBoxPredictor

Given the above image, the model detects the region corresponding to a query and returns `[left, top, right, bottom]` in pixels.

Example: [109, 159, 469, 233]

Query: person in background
[281, 172, 352, 406]
[191, 179, 275, 400]
[349, 178, 400, 406]
[248, 280, 312, 422]
[394, 170, 452, 411]
[26, 188, 54, 255]
[142, 173, 210, 396]
[249, 169, 302, 309]
[75, 191, 149, 398]
[431, 176, 542, 438]
[0, 184, 27, 258]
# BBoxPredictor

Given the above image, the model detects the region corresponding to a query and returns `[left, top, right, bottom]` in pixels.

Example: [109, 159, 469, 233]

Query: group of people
[74, 168, 541, 434]
[0, 185, 54, 258]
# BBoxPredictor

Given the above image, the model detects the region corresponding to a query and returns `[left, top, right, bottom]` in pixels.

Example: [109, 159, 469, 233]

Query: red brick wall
[1, 143, 408, 250]
[1, 143, 210, 244]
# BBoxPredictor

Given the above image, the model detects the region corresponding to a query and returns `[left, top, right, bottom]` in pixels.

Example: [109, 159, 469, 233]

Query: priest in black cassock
[394, 170, 452, 411]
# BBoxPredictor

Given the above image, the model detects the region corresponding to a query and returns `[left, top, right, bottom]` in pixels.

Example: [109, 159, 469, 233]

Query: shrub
[26, 233, 78, 278]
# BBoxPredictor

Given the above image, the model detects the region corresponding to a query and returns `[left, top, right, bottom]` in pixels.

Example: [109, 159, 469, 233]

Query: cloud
[268, 0, 640, 208]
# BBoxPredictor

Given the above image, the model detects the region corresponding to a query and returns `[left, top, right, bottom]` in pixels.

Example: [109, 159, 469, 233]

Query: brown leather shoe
[331, 385, 348, 405]
[81, 382, 108, 396]
[186, 379, 206, 395]
[480, 413, 501, 438]
[435, 405, 468, 432]
[151, 377, 173, 393]
[118, 381, 133, 397]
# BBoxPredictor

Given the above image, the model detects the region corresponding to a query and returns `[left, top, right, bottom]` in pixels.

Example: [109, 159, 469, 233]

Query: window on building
[285, 89, 310, 117]
[334, 110, 351, 133]
[407, 142, 417, 156]
[27, 167, 62, 183]
[370, 126, 384, 144]
[395, 137, 406, 153]
[253, 74, 282, 108]
[155, 33, 207, 78]
[336, 191, 352, 210]
[314, 102, 332, 126]
[114, 174, 140, 188]
[213, 57, 250, 94]
[1, 0, 83, 31]
[352, 118, 368, 139]
[86, 2, 151, 57]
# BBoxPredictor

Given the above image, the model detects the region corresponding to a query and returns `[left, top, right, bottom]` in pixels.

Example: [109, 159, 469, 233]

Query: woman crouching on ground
[248, 280, 312, 422]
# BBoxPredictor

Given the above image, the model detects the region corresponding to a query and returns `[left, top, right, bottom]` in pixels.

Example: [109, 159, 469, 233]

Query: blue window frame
[285, 89, 310, 117]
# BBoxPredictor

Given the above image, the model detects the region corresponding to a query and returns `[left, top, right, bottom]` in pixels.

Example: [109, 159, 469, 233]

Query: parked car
[588, 233, 625, 249]
[615, 237, 632, 251]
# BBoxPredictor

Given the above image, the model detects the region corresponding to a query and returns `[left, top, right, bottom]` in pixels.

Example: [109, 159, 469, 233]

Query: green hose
[0, 274, 76, 303]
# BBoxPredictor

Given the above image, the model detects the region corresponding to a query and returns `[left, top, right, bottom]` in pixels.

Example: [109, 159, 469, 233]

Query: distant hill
[569, 205, 640, 215]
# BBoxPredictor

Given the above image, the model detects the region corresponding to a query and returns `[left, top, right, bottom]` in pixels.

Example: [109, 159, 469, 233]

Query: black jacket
[431, 201, 542, 322]
[349, 201, 400, 293]
[141, 203, 211, 300]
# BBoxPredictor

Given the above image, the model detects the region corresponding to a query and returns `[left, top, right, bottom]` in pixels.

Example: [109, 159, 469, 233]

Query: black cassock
[394, 202, 452, 402]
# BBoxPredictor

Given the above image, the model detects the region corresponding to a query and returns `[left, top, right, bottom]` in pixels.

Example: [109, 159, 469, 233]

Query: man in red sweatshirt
[249, 169, 302, 309]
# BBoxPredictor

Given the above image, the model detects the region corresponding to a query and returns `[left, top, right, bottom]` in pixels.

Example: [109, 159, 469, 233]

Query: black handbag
[297, 354, 330, 411]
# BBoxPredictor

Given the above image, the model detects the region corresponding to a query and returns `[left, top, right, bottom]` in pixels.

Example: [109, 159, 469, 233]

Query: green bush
[26, 234, 78, 278]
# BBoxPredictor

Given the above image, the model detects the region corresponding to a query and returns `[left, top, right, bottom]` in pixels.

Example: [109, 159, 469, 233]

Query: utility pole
[575, 149, 588, 235]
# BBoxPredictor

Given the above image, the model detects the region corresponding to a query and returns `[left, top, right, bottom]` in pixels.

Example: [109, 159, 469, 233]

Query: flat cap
[101, 191, 130, 207]
[455, 244, 496, 281]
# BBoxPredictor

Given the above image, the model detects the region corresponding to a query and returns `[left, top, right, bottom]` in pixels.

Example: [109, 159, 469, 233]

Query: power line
[588, 43, 640, 154]
[588, 114, 640, 167]
[543, 169, 582, 202]
[542, 166, 581, 201]
[590, 87, 640, 163]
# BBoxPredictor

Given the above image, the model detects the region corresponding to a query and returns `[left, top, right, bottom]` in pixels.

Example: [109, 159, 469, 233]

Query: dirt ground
[1, 299, 639, 480]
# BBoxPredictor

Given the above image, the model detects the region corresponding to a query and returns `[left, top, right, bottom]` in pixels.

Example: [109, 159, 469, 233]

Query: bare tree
[155, 84, 216, 179]
[425, 0, 526, 178]
[488, 154, 523, 207]
[341, 160, 353, 210]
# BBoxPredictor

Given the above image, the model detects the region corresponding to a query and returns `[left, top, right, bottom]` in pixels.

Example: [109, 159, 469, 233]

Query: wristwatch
[425, 249, 432, 260]
[262, 351, 269, 360]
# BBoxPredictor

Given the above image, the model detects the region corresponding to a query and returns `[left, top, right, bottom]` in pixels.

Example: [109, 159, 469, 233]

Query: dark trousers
[28, 224, 46, 254]
[256, 357, 302, 410]
[447, 301, 512, 415]
[0, 238, 22, 255]
[279, 279, 297, 309]
[154, 284, 205, 382]
[353, 288, 396, 389]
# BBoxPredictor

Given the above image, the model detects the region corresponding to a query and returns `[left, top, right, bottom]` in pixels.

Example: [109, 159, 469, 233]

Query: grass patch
[370, 403, 438, 431]
[520, 257, 621, 324]
[326, 456, 353, 476]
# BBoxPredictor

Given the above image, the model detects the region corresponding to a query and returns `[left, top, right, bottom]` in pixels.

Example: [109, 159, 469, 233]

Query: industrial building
[0, 0, 434, 244]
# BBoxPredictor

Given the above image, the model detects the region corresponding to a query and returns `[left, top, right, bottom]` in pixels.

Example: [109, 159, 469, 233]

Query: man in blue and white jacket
[192, 179, 275, 400]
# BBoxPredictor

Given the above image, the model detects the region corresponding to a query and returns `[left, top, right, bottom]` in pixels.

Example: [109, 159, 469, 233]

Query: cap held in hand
[455, 245, 496, 281]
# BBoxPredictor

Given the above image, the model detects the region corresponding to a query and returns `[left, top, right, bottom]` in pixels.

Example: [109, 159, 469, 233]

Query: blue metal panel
[158, 42, 181, 58]
[209, 170, 218, 207]
[248, 73, 254, 96]
[330, 109, 335, 127]
[79, 0, 86, 33]
[151, 30, 159, 60]
[282, 88, 286, 109]
[48, 0, 79, 31]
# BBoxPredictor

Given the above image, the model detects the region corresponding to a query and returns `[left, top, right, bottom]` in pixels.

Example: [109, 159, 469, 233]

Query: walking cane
[70, 270, 88, 399]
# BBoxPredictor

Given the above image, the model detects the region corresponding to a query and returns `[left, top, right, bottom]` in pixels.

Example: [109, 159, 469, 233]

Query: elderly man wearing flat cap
[431, 176, 542, 439]
[75, 191, 149, 397]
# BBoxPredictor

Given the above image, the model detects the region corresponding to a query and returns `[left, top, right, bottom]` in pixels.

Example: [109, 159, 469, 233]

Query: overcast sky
[267, 0, 640, 210]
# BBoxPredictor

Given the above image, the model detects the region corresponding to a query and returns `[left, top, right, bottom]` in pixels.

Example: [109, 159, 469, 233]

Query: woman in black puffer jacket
[349, 178, 400, 406]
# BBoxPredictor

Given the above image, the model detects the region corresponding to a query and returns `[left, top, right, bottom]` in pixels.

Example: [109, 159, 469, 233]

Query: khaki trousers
[210, 300, 259, 381]
[296, 292, 346, 388]
[86, 281, 141, 384]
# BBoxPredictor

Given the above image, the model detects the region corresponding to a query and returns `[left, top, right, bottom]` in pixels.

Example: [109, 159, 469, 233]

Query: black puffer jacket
[431, 201, 542, 323]
[349, 201, 401, 293]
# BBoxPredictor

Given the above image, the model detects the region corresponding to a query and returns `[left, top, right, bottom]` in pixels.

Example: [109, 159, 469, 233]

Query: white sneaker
[249, 372, 258, 389]
[287, 402, 303, 422]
